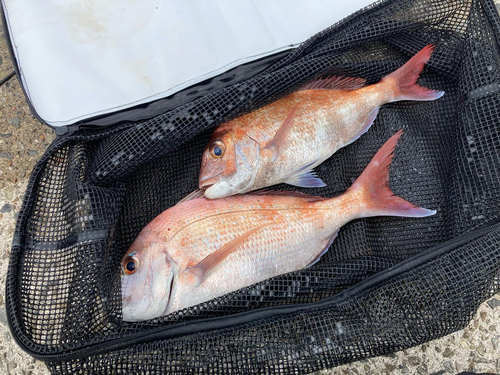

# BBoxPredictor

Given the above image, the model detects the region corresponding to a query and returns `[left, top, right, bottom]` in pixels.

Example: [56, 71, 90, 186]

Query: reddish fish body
[121, 132, 435, 321]
[199, 45, 444, 199]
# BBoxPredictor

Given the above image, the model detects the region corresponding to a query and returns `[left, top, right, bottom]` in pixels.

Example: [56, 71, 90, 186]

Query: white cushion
[2, 0, 374, 127]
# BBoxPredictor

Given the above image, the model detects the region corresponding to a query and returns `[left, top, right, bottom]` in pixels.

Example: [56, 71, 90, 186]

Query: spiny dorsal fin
[186, 223, 271, 286]
[178, 189, 205, 204]
[249, 189, 326, 202]
[301, 75, 366, 91]
[263, 104, 299, 161]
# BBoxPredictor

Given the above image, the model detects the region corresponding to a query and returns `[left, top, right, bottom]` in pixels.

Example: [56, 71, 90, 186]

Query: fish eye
[123, 256, 138, 275]
[210, 141, 225, 158]
[214, 146, 223, 156]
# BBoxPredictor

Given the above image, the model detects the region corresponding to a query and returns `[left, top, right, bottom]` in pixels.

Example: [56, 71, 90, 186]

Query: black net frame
[5, 0, 500, 373]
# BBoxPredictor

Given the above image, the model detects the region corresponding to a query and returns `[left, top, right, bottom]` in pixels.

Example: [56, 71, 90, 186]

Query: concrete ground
[1, 4, 500, 374]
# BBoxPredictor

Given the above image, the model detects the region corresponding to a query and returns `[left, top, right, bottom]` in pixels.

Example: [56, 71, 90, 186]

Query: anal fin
[285, 172, 326, 188]
[284, 159, 326, 188]
[305, 230, 339, 268]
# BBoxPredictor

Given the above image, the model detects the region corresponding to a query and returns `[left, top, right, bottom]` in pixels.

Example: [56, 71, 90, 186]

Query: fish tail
[383, 44, 444, 102]
[347, 130, 436, 218]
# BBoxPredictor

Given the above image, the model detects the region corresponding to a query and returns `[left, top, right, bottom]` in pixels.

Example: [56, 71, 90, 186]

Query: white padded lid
[2, 0, 374, 127]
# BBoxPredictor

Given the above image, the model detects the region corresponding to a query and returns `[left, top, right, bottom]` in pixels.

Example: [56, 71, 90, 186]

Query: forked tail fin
[347, 130, 436, 218]
[384, 44, 444, 102]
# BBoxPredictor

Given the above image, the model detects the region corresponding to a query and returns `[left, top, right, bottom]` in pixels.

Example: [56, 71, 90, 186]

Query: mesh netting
[6, 0, 500, 373]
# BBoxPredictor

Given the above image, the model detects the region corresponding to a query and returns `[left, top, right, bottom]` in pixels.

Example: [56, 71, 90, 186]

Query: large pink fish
[198, 45, 443, 199]
[121, 131, 435, 321]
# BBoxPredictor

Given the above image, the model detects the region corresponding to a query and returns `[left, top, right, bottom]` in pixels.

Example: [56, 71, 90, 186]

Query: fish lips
[200, 174, 234, 199]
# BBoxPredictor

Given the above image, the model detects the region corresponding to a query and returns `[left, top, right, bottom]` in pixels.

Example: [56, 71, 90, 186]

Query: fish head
[199, 125, 259, 199]
[121, 240, 178, 321]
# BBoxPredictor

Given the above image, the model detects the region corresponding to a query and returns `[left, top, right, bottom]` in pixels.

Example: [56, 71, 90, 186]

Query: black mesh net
[6, 0, 500, 373]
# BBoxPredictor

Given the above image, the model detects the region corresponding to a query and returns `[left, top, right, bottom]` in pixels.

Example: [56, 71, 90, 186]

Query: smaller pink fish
[198, 45, 444, 199]
[121, 131, 435, 321]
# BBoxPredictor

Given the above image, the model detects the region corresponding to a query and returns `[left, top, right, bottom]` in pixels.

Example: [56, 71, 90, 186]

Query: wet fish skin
[121, 131, 435, 321]
[199, 45, 444, 199]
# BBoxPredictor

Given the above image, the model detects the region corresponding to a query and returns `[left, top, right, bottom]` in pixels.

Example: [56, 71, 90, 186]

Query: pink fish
[199, 45, 443, 199]
[121, 131, 434, 321]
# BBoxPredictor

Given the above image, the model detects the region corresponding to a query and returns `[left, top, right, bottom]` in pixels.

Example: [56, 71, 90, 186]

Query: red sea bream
[199, 45, 444, 199]
[121, 131, 435, 321]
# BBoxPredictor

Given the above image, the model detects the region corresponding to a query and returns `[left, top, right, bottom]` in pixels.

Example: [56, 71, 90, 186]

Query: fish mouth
[199, 176, 221, 190]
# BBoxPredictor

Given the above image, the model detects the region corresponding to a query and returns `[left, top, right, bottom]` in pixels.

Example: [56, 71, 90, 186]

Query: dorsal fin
[301, 75, 367, 91]
[178, 189, 205, 204]
[249, 189, 326, 202]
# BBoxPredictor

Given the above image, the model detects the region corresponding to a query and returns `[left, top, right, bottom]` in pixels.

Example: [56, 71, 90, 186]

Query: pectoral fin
[186, 223, 271, 286]
[263, 104, 299, 161]
[344, 107, 380, 147]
